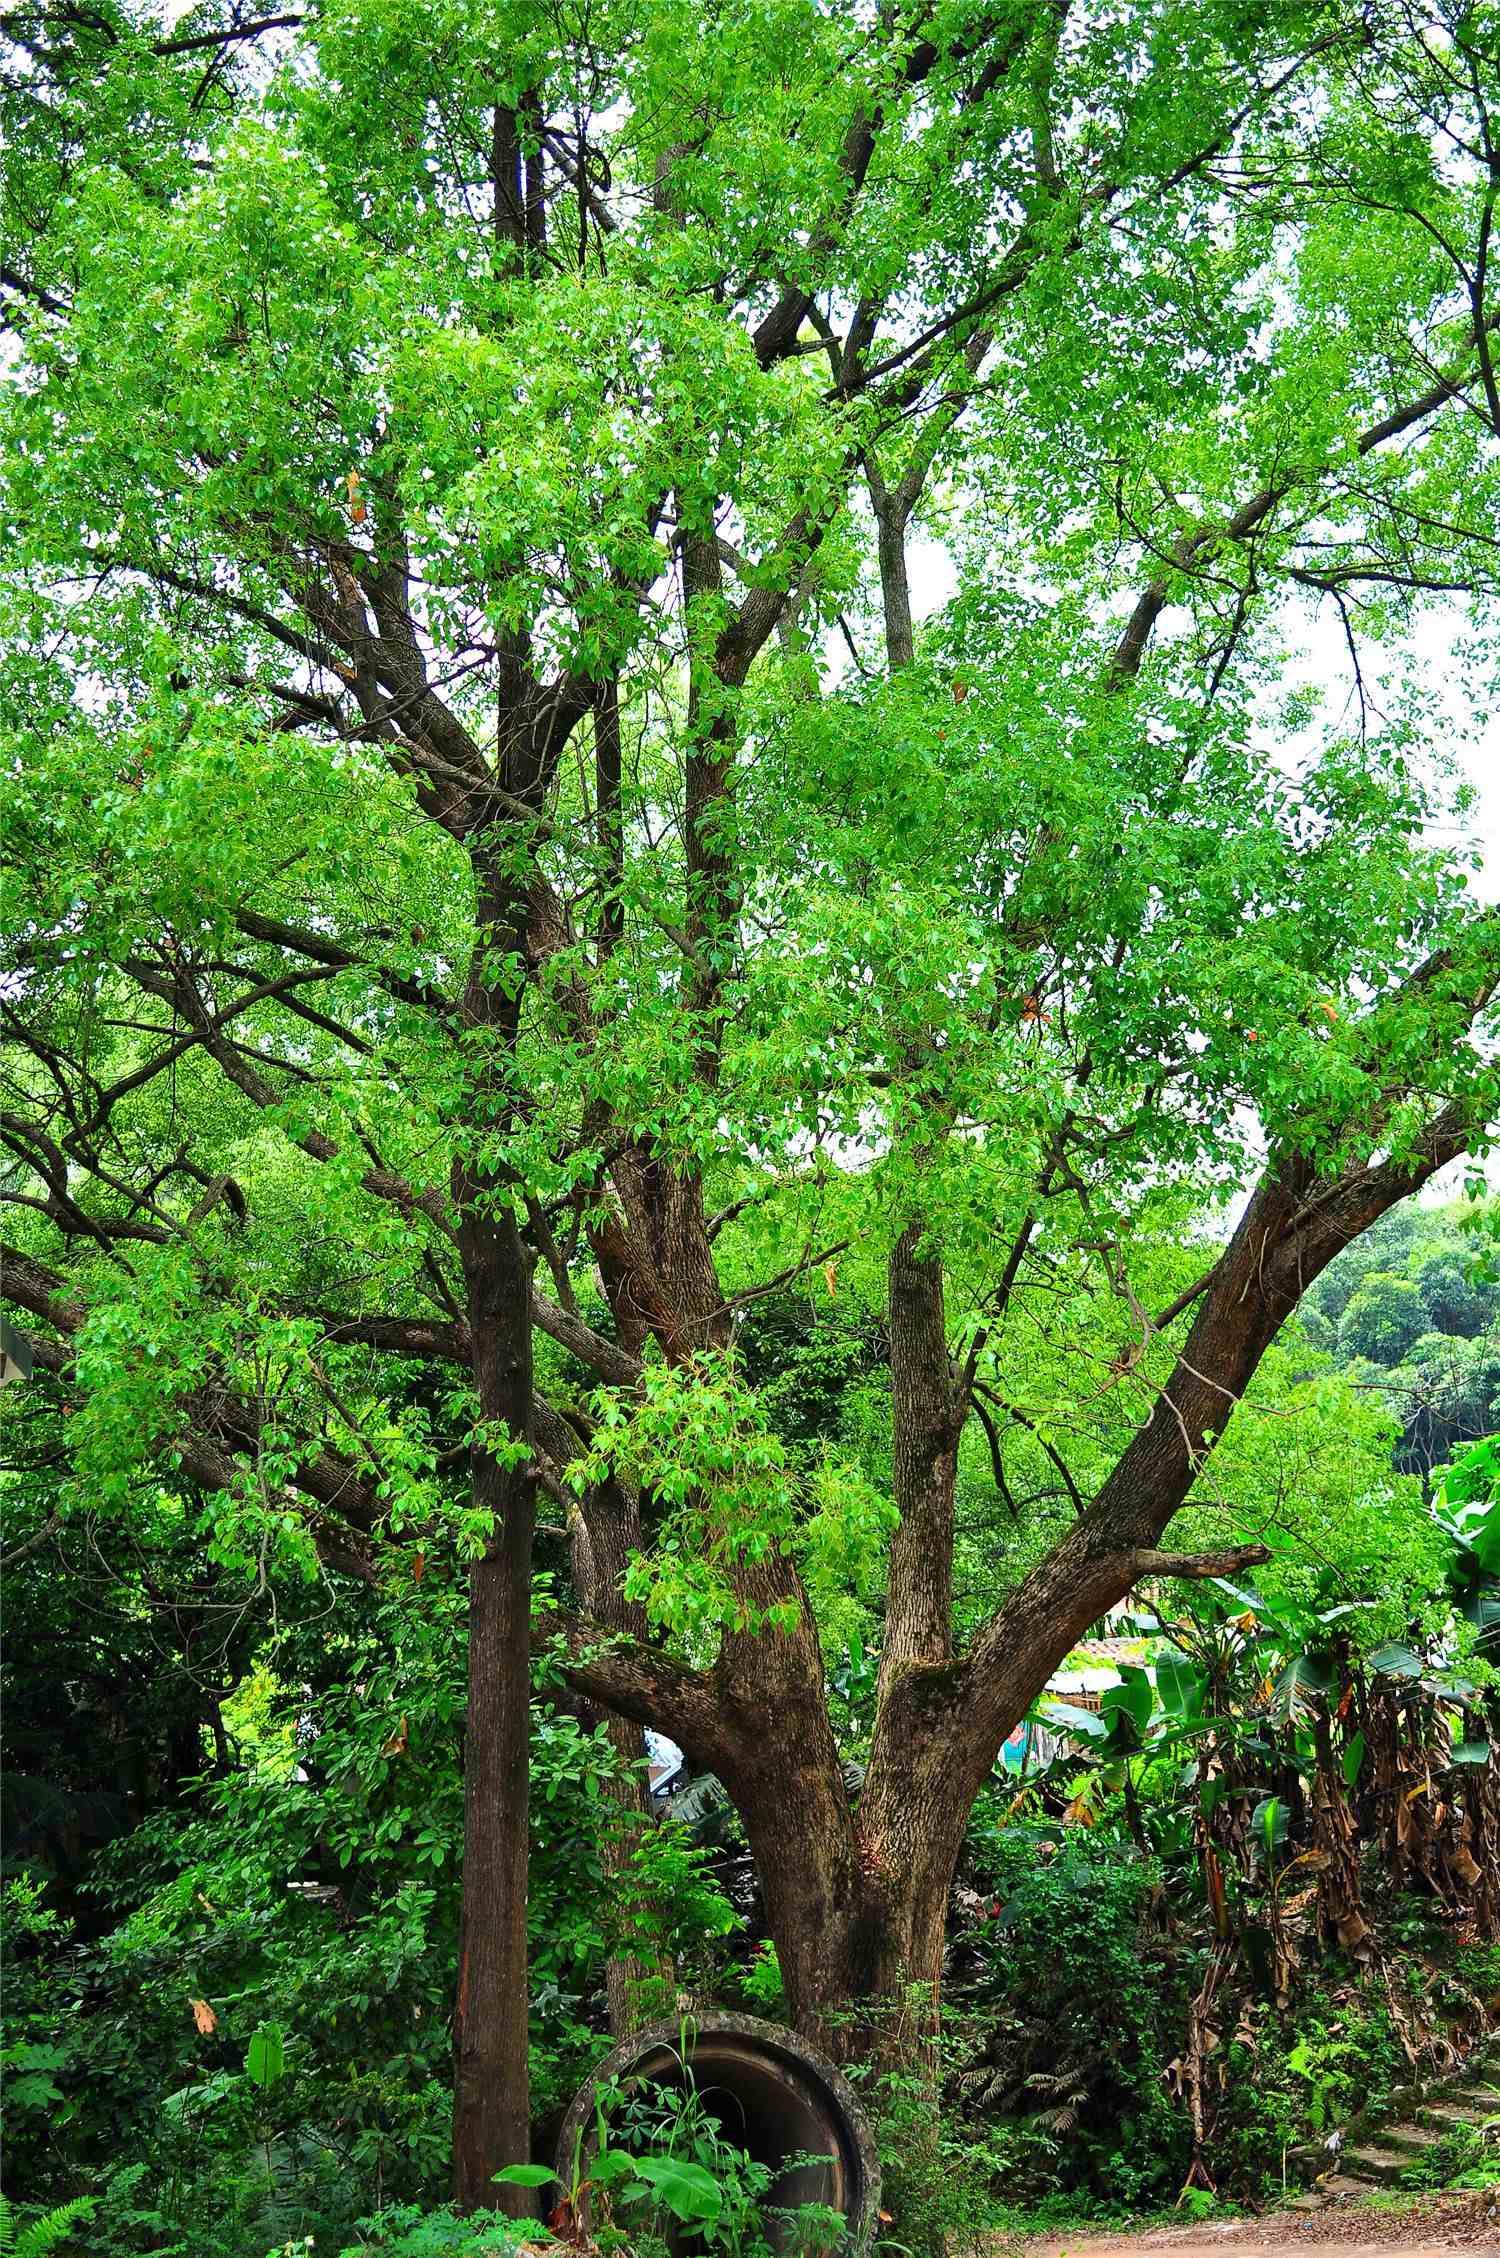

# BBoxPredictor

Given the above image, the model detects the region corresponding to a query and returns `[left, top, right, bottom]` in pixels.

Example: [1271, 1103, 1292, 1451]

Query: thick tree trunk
[745, 1786, 958, 2068]
[718, 1673, 862, 2050]
[709, 1538, 967, 2076]
[738, 1710, 966, 2068]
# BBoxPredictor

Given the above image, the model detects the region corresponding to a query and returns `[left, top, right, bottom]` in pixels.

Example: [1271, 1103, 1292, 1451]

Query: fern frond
[0, 2195, 97, 2258]
[1034, 2104, 1081, 2133]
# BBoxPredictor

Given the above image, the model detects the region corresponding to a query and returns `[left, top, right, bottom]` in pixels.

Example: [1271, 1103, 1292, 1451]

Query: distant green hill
[1301, 1201, 1500, 1481]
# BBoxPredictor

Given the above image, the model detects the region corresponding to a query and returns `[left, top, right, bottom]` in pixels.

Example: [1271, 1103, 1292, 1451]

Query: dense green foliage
[0, 1568, 748, 2251]
[922, 1431, 1500, 2217]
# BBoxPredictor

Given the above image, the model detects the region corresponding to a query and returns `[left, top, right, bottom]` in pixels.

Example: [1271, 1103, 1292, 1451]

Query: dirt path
[1027, 2244, 1469, 2258]
[1017, 2190, 1499, 2256]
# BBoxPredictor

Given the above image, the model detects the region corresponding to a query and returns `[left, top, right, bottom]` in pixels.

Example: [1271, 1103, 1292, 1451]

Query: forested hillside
[1303, 1204, 1500, 1482]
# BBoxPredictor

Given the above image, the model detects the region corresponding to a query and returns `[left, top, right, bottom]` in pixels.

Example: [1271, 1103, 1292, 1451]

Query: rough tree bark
[451, 840, 540, 2213]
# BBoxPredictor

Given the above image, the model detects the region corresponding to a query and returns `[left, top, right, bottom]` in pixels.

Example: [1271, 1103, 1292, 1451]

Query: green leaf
[1342, 1730, 1366, 1787]
[1252, 1795, 1288, 1858]
[1451, 1740, 1491, 1766]
[7, 2073, 65, 2108]
[1468, 1512, 1500, 1578]
[245, 2023, 285, 2088]
[1102, 1662, 1154, 1738]
[629, 2156, 724, 2224]
[587, 2150, 638, 2189]
[1270, 1648, 1337, 1721]
[492, 2164, 560, 2188]
[1155, 1653, 1203, 1719]
[1040, 1700, 1109, 1740]
[1368, 1642, 1424, 1680]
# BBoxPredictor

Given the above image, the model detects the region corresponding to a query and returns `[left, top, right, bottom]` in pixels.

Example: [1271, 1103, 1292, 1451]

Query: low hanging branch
[1130, 1545, 1273, 1581]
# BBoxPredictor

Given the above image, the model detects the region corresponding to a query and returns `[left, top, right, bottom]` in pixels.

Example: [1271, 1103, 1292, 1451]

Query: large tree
[3, 0, 1499, 2210]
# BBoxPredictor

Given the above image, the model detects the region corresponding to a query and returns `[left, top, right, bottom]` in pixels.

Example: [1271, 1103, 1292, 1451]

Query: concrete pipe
[555, 2011, 882, 2251]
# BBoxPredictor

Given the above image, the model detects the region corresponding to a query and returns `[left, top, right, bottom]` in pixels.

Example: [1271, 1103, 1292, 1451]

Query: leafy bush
[734, 1943, 788, 2020]
[942, 1833, 1188, 2208]
[0, 2198, 96, 2258]
[0, 1601, 669, 2253]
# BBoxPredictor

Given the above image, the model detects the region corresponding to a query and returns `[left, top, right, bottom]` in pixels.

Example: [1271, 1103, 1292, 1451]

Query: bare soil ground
[1015, 2188, 1500, 2256]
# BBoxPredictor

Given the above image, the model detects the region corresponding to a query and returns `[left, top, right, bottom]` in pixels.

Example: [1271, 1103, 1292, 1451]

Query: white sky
[1289, 602, 1500, 906]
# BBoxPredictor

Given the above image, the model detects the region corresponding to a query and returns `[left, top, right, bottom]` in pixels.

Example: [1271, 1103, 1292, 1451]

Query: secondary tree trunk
[451, 1196, 536, 2212]
[755, 1813, 958, 2067]
[451, 847, 539, 2214]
